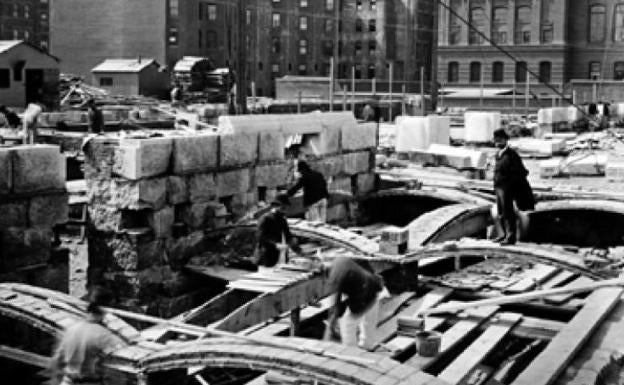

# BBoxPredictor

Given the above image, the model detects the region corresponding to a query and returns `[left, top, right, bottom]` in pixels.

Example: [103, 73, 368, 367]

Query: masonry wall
[84, 112, 377, 317]
[0, 145, 69, 292]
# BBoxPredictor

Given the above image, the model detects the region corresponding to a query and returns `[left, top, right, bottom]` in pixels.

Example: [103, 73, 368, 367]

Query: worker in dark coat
[287, 161, 330, 222]
[493, 128, 534, 245]
[255, 194, 301, 270]
[324, 256, 387, 351]
[87, 99, 104, 134]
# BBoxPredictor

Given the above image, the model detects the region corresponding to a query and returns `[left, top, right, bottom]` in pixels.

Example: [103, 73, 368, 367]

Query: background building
[0, 0, 50, 51]
[91, 58, 169, 98]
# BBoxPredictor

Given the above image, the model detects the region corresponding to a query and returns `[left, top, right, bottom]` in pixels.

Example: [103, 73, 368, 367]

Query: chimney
[138, 56, 142, 64]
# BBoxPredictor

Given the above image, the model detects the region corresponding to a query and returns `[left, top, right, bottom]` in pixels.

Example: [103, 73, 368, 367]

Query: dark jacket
[494, 146, 535, 211]
[88, 108, 104, 134]
[256, 210, 299, 267]
[287, 169, 329, 207]
[328, 257, 383, 315]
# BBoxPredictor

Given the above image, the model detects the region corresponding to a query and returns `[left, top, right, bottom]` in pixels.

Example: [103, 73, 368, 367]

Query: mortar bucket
[415, 330, 442, 357]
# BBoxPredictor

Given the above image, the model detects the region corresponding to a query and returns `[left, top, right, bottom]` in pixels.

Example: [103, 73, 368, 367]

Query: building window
[208, 4, 216, 20]
[492, 7, 508, 44]
[99, 77, 113, 86]
[272, 13, 281, 28]
[589, 5, 606, 42]
[169, 0, 178, 17]
[272, 37, 281, 53]
[246, 9, 252, 25]
[258, 62, 264, 71]
[41, 12, 48, 22]
[542, 24, 553, 43]
[300, 0, 308, 7]
[449, 0, 462, 45]
[589, 61, 601, 80]
[355, 19, 363, 32]
[369, 19, 376, 32]
[325, 19, 333, 32]
[470, 62, 481, 83]
[469, 7, 486, 45]
[0, 69, 9, 88]
[322, 40, 333, 56]
[539, 61, 551, 83]
[355, 41, 362, 56]
[516, 61, 528, 83]
[272, 64, 280, 73]
[299, 39, 308, 55]
[515, 6, 532, 44]
[356, 0, 363, 11]
[40, 41, 48, 51]
[24, 5, 30, 19]
[447, 62, 459, 83]
[298, 64, 307, 75]
[326, 0, 334, 11]
[168, 27, 178, 45]
[300, 16, 308, 31]
[13, 30, 18, 40]
[198, 30, 202, 48]
[615, 62, 624, 80]
[368, 64, 376, 79]
[492, 61, 504, 82]
[12, 4, 18, 17]
[615, 4, 624, 42]
[369, 40, 376, 55]
[370, 0, 377, 11]
[24, 31, 30, 41]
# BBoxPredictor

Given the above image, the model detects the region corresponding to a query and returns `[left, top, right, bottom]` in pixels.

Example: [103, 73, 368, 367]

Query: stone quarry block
[509, 138, 567, 156]
[231, 192, 258, 219]
[426, 144, 487, 170]
[82, 139, 117, 181]
[0, 201, 29, 228]
[0, 227, 52, 270]
[356, 173, 376, 195]
[606, 161, 624, 181]
[342, 122, 377, 151]
[182, 202, 228, 229]
[148, 206, 175, 238]
[343, 151, 372, 175]
[259, 130, 285, 162]
[167, 176, 188, 205]
[29, 193, 69, 228]
[302, 123, 341, 156]
[220, 132, 258, 167]
[12, 145, 65, 193]
[172, 134, 218, 174]
[539, 158, 563, 178]
[86, 179, 115, 205]
[189, 173, 217, 203]
[217, 169, 251, 197]
[254, 164, 289, 188]
[112, 177, 167, 210]
[107, 235, 164, 271]
[330, 176, 353, 194]
[313, 156, 344, 177]
[0, 148, 11, 195]
[88, 204, 124, 233]
[564, 153, 608, 176]
[113, 137, 172, 180]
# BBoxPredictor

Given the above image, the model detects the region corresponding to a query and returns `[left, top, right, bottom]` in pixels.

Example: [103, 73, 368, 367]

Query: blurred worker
[255, 194, 301, 271]
[493, 128, 534, 245]
[22, 102, 42, 144]
[362, 103, 375, 122]
[50, 286, 126, 385]
[0, 105, 21, 128]
[87, 99, 104, 134]
[287, 161, 329, 222]
[325, 256, 386, 351]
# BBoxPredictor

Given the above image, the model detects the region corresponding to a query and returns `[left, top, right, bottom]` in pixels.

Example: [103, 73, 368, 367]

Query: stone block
[259, 131, 285, 162]
[188, 173, 217, 203]
[342, 122, 377, 151]
[148, 206, 175, 238]
[89, 205, 123, 232]
[0, 148, 11, 195]
[172, 134, 218, 174]
[182, 202, 228, 230]
[426, 144, 487, 170]
[343, 152, 372, 175]
[86, 179, 115, 205]
[217, 169, 251, 197]
[231, 192, 258, 219]
[254, 164, 289, 188]
[565, 153, 608, 176]
[607, 161, 624, 181]
[356, 173, 376, 195]
[313, 156, 344, 177]
[330, 176, 353, 194]
[105, 235, 163, 271]
[167, 176, 188, 205]
[0, 201, 29, 228]
[0, 228, 51, 270]
[112, 177, 167, 210]
[12, 145, 65, 193]
[301, 123, 341, 156]
[82, 139, 117, 181]
[29, 193, 69, 228]
[220, 132, 258, 167]
[539, 158, 563, 178]
[113, 137, 172, 180]
[326, 203, 349, 223]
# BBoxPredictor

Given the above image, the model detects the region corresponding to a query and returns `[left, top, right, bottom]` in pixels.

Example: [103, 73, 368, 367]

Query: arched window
[515, 6, 531, 44]
[492, 7, 508, 44]
[470, 62, 481, 82]
[492, 61, 504, 82]
[589, 5, 606, 42]
[469, 7, 486, 45]
[615, 4, 624, 42]
[448, 62, 459, 83]
[539, 61, 552, 83]
[449, 0, 462, 45]
[516, 61, 528, 83]
[615, 62, 624, 80]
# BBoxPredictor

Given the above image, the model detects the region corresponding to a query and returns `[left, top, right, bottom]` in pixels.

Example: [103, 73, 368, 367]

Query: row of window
[590, 4, 624, 43]
[266, 62, 378, 79]
[446, 61, 552, 84]
[589, 61, 624, 80]
[0, 64, 31, 89]
[276, 0, 377, 12]
[0, 3, 48, 21]
[269, 37, 377, 57]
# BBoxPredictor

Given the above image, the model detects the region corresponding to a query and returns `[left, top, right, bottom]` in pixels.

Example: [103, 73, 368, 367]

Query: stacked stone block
[85, 112, 377, 315]
[0, 145, 69, 292]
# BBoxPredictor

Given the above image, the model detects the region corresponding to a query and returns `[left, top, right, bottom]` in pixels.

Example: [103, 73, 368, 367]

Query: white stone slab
[426, 144, 487, 169]
[464, 112, 500, 142]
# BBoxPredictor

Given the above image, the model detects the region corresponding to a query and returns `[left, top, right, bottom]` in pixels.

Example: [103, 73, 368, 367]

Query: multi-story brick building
[51, 0, 436, 97]
[0, 0, 50, 50]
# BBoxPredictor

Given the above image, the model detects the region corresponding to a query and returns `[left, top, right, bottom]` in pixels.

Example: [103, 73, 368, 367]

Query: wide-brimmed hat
[493, 128, 509, 140]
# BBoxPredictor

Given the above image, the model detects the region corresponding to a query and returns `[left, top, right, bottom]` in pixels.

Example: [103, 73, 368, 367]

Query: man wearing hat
[493, 128, 534, 245]
[255, 193, 302, 270]
[287, 161, 329, 222]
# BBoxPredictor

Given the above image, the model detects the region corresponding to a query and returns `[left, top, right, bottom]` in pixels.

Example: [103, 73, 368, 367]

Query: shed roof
[0, 40, 60, 61]
[92, 58, 158, 73]
[173, 56, 214, 72]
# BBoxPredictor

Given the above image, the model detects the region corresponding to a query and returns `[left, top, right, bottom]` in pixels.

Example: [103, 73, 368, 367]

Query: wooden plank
[438, 313, 522, 385]
[247, 297, 333, 337]
[504, 264, 559, 294]
[512, 287, 624, 385]
[180, 288, 258, 326]
[539, 271, 576, 290]
[543, 276, 594, 305]
[0, 345, 50, 368]
[184, 265, 250, 282]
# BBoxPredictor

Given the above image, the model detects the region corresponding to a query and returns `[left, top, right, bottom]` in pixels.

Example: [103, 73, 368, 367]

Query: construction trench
[3, 112, 624, 385]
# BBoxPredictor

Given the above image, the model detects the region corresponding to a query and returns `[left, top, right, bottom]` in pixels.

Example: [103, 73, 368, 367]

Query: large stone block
[86, 179, 115, 205]
[29, 193, 69, 228]
[217, 169, 251, 197]
[113, 137, 172, 180]
[607, 161, 624, 181]
[188, 173, 217, 203]
[330, 176, 353, 194]
[148, 206, 175, 238]
[426, 144, 487, 170]
[0, 148, 11, 195]
[172, 134, 218, 174]
[343, 151, 372, 175]
[313, 156, 344, 177]
[12, 145, 65, 193]
[254, 164, 289, 188]
[112, 178, 167, 210]
[0, 227, 52, 270]
[89, 205, 123, 232]
[356, 173, 376, 196]
[106, 235, 164, 271]
[0, 201, 29, 228]
[220, 132, 258, 167]
[342, 122, 377, 151]
[182, 202, 228, 230]
[259, 131, 285, 162]
[167, 176, 188, 205]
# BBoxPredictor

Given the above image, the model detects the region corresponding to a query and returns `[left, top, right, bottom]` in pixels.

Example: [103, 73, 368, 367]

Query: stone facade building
[0, 0, 50, 50]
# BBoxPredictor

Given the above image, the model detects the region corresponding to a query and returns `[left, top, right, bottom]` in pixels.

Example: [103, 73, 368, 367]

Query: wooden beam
[512, 287, 624, 385]
[181, 288, 258, 326]
[0, 345, 50, 368]
[503, 264, 559, 294]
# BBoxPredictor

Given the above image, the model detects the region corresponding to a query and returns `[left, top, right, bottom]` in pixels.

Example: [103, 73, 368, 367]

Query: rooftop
[92, 58, 158, 73]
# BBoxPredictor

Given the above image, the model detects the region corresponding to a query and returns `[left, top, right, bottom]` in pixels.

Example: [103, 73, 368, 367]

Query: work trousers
[305, 198, 327, 223]
[495, 187, 516, 237]
[339, 292, 381, 351]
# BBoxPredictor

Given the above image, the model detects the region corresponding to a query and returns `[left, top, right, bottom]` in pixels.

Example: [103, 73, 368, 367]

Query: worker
[50, 286, 126, 385]
[324, 256, 386, 351]
[287, 161, 329, 222]
[22, 102, 42, 144]
[255, 193, 301, 271]
[171, 82, 183, 106]
[87, 99, 104, 134]
[362, 103, 375, 122]
[0, 105, 21, 128]
[492, 128, 534, 245]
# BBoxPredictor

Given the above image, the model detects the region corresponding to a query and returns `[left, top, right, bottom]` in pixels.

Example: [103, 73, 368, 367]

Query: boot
[500, 217, 517, 245]
[493, 217, 506, 243]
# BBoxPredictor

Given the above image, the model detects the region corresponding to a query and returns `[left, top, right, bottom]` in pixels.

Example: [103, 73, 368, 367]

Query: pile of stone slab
[536, 107, 583, 138]
[508, 137, 568, 157]
[84, 112, 377, 316]
[0, 145, 69, 291]
[540, 152, 609, 178]
[464, 111, 501, 143]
